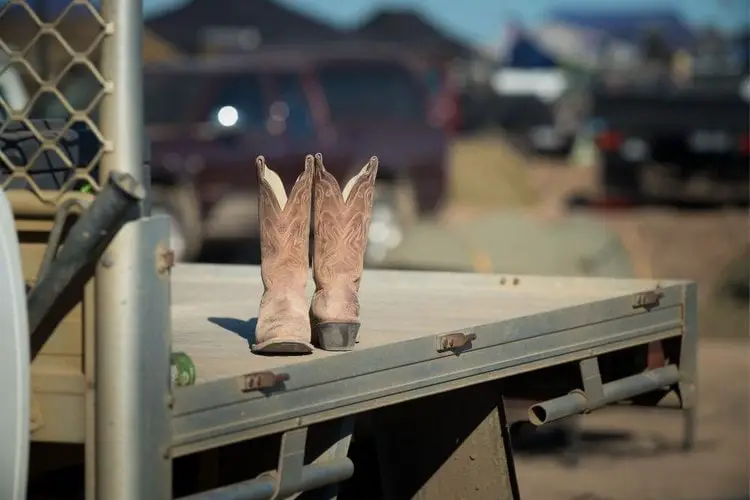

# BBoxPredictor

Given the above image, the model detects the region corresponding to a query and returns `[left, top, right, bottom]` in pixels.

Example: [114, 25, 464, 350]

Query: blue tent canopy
[505, 32, 558, 68]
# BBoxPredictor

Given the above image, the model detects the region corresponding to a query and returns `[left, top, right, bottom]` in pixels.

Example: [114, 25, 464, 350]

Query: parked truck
[589, 66, 750, 203]
[1, 1, 698, 499]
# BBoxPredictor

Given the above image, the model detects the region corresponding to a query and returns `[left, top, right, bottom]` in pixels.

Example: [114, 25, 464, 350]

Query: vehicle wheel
[364, 180, 416, 267]
[150, 185, 203, 262]
[601, 156, 643, 200]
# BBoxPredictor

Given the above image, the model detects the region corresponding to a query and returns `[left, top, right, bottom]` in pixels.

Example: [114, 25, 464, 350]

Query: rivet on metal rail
[240, 371, 290, 393]
[156, 244, 175, 275]
[633, 288, 664, 312]
[436, 332, 477, 353]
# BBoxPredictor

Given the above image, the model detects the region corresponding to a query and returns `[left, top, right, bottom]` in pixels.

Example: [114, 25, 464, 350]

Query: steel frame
[93, 0, 172, 498]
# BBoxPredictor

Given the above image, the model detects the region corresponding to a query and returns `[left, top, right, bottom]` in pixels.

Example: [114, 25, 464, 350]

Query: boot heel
[314, 323, 360, 351]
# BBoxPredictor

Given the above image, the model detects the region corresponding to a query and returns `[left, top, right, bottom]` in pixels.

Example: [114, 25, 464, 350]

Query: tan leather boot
[310, 153, 378, 351]
[252, 155, 314, 354]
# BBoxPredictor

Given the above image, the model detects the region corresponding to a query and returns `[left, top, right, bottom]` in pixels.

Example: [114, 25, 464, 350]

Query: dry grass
[444, 133, 748, 338]
[447, 133, 539, 209]
[605, 210, 748, 338]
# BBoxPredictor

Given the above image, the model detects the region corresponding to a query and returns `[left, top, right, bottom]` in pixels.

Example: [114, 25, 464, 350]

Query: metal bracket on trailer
[528, 357, 682, 426]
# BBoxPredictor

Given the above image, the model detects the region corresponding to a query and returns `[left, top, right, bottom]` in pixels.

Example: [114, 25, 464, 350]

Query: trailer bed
[170, 264, 694, 456]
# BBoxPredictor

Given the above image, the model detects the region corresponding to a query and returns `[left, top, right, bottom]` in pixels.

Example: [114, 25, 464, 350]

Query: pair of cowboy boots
[252, 153, 378, 355]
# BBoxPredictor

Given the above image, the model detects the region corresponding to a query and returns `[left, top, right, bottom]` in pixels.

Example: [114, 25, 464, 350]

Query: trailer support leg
[374, 382, 520, 500]
[95, 0, 173, 496]
[94, 217, 173, 499]
[678, 283, 699, 450]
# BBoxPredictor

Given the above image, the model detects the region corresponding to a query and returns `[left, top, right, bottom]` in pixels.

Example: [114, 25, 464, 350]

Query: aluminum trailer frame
[168, 264, 696, 457]
[22, 230, 699, 498]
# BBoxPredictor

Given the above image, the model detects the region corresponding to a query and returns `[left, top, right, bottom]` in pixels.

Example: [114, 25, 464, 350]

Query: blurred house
[524, 23, 606, 69]
[547, 9, 695, 49]
[353, 9, 475, 62]
[146, 0, 345, 56]
[531, 9, 695, 71]
[733, 29, 750, 73]
[351, 8, 489, 87]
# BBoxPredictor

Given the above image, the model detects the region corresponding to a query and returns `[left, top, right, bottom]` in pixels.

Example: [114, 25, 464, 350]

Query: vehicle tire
[601, 156, 643, 200]
[364, 178, 416, 267]
[150, 184, 203, 263]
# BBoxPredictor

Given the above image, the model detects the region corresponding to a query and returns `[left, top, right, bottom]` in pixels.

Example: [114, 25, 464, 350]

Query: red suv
[143, 43, 451, 263]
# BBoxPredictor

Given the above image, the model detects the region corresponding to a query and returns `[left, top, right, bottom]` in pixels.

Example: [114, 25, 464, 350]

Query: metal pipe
[27, 173, 143, 360]
[528, 365, 681, 426]
[177, 459, 355, 500]
[95, 0, 172, 498]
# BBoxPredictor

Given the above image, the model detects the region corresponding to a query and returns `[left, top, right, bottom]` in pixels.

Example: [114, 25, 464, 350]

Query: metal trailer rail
[167, 265, 695, 452]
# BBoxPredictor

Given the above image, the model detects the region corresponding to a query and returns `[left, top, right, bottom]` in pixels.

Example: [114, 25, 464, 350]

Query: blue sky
[282, 0, 749, 43]
[142, 0, 749, 45]
[14, 0, 748, 45]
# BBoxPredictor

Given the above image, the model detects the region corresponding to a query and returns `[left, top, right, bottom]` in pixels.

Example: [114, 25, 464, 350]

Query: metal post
[679, 282, 699, 450]
[94, 0, 172, 498]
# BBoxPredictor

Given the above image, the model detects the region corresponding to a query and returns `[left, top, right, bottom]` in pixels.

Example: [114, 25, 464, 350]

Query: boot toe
[251, 338, 314, 355]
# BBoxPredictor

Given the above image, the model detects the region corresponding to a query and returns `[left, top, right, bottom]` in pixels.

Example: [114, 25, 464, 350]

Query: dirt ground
[514, 339, 749, 500]
[441, 134, 749, 500]
[444, 134, 749, 339]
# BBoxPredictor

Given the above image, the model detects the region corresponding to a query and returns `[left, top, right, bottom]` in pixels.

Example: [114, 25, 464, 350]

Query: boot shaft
[311, 154, 378, 292]
[257, 155, 313, 290]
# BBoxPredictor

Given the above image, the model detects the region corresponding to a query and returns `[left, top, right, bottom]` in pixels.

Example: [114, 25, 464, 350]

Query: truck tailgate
[592, 92, 749, 134]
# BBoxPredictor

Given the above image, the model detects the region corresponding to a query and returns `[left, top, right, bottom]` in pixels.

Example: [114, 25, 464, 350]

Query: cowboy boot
[311, 153, 378, 351]
[252, 155, 314, 354]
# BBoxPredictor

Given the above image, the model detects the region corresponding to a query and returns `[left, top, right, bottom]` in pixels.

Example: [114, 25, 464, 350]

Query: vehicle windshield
[318, 62, 426, 121]
[23, 70, 202, 125]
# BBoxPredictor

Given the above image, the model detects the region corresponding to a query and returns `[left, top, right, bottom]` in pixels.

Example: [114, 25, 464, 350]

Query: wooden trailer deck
[172, 265, 674, 382]
[169, 264, 696, 457]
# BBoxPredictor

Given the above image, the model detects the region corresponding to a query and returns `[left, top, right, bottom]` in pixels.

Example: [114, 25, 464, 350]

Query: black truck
[589, 71, 749, 202]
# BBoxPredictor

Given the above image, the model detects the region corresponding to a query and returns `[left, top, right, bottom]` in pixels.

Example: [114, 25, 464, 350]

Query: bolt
[100, 252, 114, 268]
[156, 245, 175, 274]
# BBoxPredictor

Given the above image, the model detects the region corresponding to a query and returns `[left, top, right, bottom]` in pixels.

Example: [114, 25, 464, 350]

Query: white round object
[217, 105, 239, 127]
[0, 189, 30, 500]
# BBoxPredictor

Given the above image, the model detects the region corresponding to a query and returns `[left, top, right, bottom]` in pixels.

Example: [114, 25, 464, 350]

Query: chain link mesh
[0, 0, 112, 207]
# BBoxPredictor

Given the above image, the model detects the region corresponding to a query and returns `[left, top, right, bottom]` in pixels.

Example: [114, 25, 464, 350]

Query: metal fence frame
[94, 1, 172, 497]
[1, 0, 172, 497]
